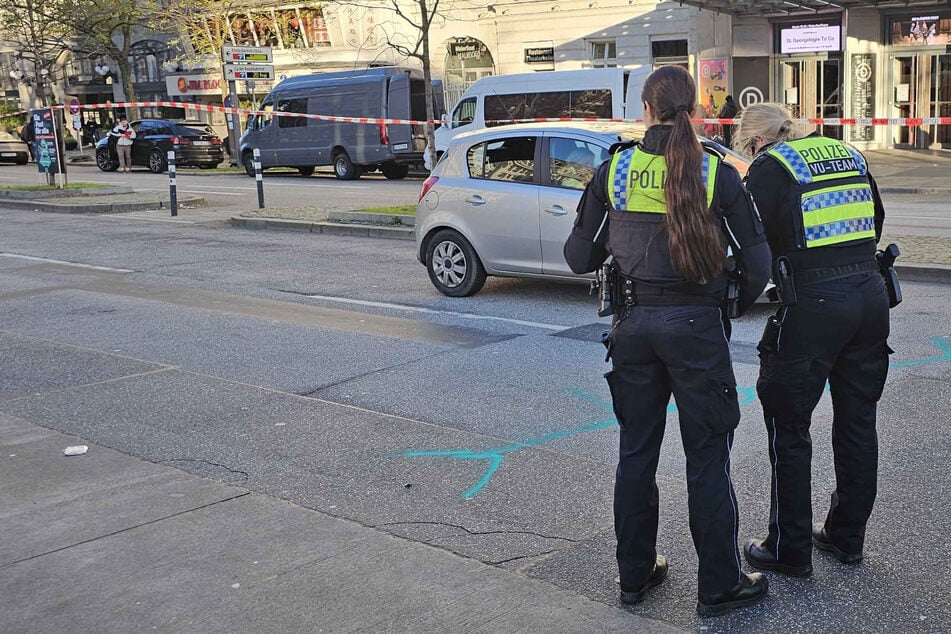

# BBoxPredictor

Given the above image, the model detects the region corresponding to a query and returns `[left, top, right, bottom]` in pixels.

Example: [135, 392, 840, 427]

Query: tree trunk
[420, 0, 438, 171]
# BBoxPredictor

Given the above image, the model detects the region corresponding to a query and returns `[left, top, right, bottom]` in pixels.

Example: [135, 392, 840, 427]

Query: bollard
[168, 150, 177, 217]
[253, 148, 264, 209]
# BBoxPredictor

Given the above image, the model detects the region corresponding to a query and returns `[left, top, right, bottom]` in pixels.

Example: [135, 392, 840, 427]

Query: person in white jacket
[109, 118, 136, 172]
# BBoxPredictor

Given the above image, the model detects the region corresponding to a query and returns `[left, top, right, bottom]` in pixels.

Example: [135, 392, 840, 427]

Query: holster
[876, 243, 902, 309]
[773, 256, 798, 307]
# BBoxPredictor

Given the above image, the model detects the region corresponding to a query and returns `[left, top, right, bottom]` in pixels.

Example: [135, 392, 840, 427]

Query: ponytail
[642, 65, 725, 285]
[663, 106, 724, 285]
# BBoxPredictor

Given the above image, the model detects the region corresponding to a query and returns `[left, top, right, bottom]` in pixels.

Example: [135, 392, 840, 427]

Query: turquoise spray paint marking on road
[401, 337, 951, 499]
[891, 337, 951, 368]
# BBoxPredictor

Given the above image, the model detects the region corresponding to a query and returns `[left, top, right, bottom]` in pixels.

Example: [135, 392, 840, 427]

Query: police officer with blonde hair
[733, 102, 894, 577]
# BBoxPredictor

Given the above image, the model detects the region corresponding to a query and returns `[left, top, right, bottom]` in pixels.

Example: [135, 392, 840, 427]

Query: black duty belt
[793, 259, 879, 286]
[618, 276, 723, 307]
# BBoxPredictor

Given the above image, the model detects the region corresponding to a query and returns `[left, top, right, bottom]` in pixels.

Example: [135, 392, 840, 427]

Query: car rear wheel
[95, 148, 118, 172]
[381, 162, 409, 180]
[243, 152, 255, 177]
[425, 229, 486, 297]
[148, 149, 167, 174]
[298, 166, 315, 176]
[333, 151, 360, 180]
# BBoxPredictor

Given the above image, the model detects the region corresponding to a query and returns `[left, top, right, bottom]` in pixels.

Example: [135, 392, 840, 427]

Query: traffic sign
[224, 64, 275, 81]
[222, 46, 273, 64]
[68, 98, 80, 114]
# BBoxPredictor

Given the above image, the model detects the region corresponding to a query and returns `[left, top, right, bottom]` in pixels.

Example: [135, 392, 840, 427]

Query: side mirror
[440, 113, 450, 129]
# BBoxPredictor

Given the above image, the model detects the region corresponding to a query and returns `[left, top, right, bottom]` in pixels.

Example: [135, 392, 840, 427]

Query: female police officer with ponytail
[564, 65, 771, 617]
[733, 103, 891, 578]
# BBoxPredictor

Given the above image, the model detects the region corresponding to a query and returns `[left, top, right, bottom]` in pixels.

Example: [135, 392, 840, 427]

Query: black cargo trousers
[606, 304, 744, 596]
[757, 271, 890, 565]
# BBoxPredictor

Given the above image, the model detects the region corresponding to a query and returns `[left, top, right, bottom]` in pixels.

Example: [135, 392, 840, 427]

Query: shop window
[250, 13, 279, 48]
[588, 40, 617, 68]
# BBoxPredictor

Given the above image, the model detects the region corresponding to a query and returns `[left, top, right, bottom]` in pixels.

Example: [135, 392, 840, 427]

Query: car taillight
[419, 176, 438, 202]
[171, 136, 190, 145]
[379, 123, 389, 146]
[210, 138, 222, 145]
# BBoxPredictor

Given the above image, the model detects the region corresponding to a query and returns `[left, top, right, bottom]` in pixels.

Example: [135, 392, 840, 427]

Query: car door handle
[544, 205, 568, 216]
[466, 195, 486, 206]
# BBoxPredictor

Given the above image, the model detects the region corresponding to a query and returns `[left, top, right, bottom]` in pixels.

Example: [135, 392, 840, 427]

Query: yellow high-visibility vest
[766, 137, 876, 248]
[607, 146, 717, 213]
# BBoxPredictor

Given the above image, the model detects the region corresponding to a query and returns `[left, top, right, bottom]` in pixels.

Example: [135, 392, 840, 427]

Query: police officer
[732, 103, 891, 576]
[564, 65, 772, 617]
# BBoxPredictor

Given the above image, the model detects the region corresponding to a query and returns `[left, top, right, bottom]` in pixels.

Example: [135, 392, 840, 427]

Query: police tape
[9, 101, 951, 128]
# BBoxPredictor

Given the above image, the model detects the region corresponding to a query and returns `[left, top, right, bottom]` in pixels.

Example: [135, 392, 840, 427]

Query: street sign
[68, 98, 80, 114]
[221, 46, 273, 64]
[224, 64, 275, 81]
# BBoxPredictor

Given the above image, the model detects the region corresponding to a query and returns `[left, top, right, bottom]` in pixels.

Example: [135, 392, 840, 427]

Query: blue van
[239, 67, 444, 180]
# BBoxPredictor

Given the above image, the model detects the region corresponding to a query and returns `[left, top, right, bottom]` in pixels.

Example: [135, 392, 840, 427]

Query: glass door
[932, 54, 951, 148]
[780, 57, 842, 139]
[892, 55, 921, 147]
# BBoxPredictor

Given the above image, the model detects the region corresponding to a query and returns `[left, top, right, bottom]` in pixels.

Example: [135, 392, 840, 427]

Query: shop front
[886, 12, 951, 149]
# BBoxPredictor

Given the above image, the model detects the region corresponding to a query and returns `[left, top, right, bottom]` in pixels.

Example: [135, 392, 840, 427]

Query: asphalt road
[1, 162, 950, 238]
[1, 206, 949, 632]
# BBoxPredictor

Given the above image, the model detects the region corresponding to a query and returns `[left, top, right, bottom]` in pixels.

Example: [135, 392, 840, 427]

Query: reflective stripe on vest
[766, 138, 876, 248]
[608, 147, 717, 213]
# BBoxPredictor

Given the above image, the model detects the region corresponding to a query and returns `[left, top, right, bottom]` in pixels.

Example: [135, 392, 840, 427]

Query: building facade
[4, 1, 949, 151]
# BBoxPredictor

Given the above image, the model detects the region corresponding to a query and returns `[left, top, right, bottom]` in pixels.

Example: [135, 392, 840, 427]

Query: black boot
[813, 524, 863, 564]
[619, 555, 668, 604]
[697, 572, 768, 617]
[744, 539, 813, 577]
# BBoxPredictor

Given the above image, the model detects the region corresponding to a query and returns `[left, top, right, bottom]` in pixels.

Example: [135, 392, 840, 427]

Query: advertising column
[850, 54, 875, 142]
[31, 108, 66, 187]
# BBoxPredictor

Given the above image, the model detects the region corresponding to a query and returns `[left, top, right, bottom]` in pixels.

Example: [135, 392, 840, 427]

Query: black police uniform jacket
[564, 125, 772, 315]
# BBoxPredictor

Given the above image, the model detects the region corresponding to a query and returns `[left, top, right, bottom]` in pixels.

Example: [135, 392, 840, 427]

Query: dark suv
[95, 119, 224, 173]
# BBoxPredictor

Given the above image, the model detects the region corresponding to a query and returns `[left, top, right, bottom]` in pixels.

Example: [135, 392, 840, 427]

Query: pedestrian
[564, 65, 772, 617]
[84, 119, 100, 144]
[733, 103, 892, 577]
[19, 118, 35, 161]
[109, 117, 135, 172]
[717, 95, 739, 149]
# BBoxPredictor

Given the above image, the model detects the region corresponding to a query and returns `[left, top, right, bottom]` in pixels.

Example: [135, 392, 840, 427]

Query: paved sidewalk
[0, 413, 677, 633]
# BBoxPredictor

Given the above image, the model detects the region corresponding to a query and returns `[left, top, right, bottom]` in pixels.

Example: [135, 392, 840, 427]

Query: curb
[878, 186, 951, 196]
[229, 217, 414, 240]
[896, 262, 951, 284]
[0, 195, 205, 214]
[0, 186, 133, 200]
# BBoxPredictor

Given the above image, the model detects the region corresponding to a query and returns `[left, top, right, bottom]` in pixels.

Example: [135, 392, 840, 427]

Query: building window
[128, 41, 168, 84]
[230, 7, 331, 50]
[588, 40, 617, 68]
[651, 38, 689, 69]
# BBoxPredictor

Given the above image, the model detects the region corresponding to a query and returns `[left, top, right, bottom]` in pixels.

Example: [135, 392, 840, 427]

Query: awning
[675, 0, 951, 18]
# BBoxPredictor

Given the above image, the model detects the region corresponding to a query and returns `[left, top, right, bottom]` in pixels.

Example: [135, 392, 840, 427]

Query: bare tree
[330, 0, 449, 168]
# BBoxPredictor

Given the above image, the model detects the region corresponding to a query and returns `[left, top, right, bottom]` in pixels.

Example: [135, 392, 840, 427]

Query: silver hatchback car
[415, 122, 634, 297]
[415, 121, 750, 297]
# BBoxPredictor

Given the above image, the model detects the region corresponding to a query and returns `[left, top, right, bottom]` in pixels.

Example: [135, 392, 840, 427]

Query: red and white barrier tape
[7, 101, 951, 127]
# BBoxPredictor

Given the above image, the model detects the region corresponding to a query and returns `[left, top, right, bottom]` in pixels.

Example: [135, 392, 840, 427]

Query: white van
[428, 67, 648, 168]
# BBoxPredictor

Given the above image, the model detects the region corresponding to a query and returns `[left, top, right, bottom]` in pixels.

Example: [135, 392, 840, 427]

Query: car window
[469, 136, 535, 183]
[452, 98, 476, 126]
[153, 123, 174, 135]
[548, 137, 607, 190]
[277, 98, 308, 128]
[131, 122, 145, 133]
[175, 123, 215, 136]
[0, 131, 21, 141]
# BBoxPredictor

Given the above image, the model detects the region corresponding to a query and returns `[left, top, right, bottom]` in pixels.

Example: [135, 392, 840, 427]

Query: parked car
[95, 119, 224, 173]
[0, 130, 30, 164]
[415, 122, 750, 297]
